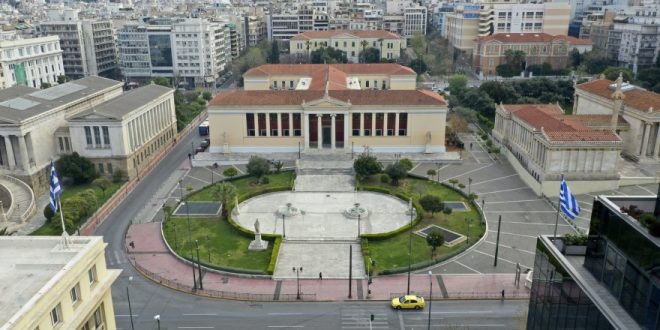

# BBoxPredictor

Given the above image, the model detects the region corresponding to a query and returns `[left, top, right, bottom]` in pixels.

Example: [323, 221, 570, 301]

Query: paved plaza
[234, 191, 411, 239]
[273, 241, 366, 279]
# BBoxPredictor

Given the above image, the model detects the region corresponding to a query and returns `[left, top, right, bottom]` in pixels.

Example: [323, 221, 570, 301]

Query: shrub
[58, 152, 98, 184]
[112, 169, 126, 183]
[639, 213, 656, 227]
[354, 153, 382, 180]
[399, 158, 414, 171]
[385, 162, 408, 185]
[427, 169, 437, 178]
[266, 236, 282, 275]
[43, 205, 55, 223]
[485, 139, 493, 147]
[223, 167, 238, 178]
[93, 177, 112, 198]
[380, 174, 390, 184]
[563, 233, 588, 245]
[458, 183, 466, 189]
[420, 194, 444, 216]
[261, 176, 270, 184]
[247, 156, 270, 182]
[426, 229, 445, 256]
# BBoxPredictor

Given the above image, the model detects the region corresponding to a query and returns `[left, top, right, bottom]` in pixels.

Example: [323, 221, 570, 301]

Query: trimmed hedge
[267, 236, 282, 275]
[226, 186, 292, 240]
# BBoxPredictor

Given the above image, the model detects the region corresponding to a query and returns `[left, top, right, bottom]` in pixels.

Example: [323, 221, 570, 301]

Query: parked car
[391, 295, 425, 310]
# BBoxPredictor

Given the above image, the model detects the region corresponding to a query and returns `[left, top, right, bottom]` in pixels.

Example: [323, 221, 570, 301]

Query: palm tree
[360, 40, 369, 63]
[213, 182, 237, 217]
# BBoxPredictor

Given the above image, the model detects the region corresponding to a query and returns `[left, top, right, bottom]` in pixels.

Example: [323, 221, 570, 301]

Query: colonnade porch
[0, 134, 34, 172]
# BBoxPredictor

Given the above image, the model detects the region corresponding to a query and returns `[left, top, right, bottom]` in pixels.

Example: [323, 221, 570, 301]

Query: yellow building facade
[289, 30, 406, 63]
[0, 236, 121, 330]
[208, 64, 447, 154]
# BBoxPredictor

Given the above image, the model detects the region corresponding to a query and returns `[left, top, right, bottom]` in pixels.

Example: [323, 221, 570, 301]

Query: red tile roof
[243, 63, 415, 78]
[576, 79, 660, 112]
[291, 30, 403, 41]
[208, 89, 446, 107]
[500, 103, 620, 142]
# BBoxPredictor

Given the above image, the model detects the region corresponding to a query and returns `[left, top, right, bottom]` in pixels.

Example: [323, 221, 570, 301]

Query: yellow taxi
[391, 295, 426, 310]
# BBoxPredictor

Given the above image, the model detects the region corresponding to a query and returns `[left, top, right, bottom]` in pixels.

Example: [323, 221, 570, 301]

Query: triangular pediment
[303, 95, 351, 108]
[69, 112, 118, 121]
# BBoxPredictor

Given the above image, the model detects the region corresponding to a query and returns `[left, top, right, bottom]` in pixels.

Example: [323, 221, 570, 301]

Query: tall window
[102, 126, 110, 147]
[70, 283, 81, 305]
[84, 126, 92, 146]
[94, 304, 105, 328]
[88, 265, 97, 286]
[246, 113, 255, 136]
[93, 126, 101, 146]
[50, 303, 62, 326]
[352, 113, 361, 136]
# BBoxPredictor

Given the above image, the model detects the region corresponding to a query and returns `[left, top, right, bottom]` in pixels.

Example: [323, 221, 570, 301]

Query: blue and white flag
[49, 162, 63, 212]
[559, 176, 580, 220]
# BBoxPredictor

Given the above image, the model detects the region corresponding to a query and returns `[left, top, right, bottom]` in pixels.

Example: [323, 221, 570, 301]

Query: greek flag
[559, 176, 580, 220]
[49, 162, 63, 212]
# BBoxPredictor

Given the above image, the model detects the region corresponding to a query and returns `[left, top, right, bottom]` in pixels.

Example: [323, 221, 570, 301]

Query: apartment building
[0, 236, 121, 330]
[268, 13, 300, 42]
[290, 30, 405, 62]
[38, 8, 117, 79]
[0, 35, 64, 89]
[403, 6, 427, 37]
[606, 7, 660, 74]
[118, 18, 230, 87]
[67, 84, 177, 180]
[446, 2, 570, 52]
[244, 16, 266, 48]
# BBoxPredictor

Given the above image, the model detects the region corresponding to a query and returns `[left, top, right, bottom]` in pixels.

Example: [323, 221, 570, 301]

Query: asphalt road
[94, 124, 528, 329]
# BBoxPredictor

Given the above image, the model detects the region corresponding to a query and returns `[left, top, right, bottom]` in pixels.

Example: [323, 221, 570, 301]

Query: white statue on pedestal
[248, 219, 269, 251]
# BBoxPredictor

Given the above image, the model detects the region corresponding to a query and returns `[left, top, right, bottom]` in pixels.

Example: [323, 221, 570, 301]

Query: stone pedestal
[248, 232, 269, 251]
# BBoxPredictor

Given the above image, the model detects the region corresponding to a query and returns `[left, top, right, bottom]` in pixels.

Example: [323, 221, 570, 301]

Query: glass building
[527, 195, 660, 330]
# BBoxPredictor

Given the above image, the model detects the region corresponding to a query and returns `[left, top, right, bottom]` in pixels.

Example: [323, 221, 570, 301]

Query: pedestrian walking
[470, 143, 473, 150]
[319, 272, 323, 280]
[501, 289, 505, 300]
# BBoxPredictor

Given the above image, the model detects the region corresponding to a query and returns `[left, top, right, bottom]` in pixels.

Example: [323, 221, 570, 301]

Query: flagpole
[58, 196, 67, 236]
[553, 174, 563, 238]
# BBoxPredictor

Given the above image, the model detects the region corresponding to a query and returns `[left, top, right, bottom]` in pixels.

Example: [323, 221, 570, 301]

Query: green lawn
[31, 182, 123, 235]
[361, 176, 485, 274]
[162, 171, 294, 273]
[163, 217, 273, 273]
[187, 171, 295, 201]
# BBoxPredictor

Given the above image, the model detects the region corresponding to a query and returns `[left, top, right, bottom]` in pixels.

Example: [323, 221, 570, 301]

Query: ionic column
[266, 113, 271, 137]
[395, 113, 400, 136]
[641, 122, 651, 157]
[317, 114, 322, 149]
[383, 113, 389, 136]
[654, 124, 660, 159]
[371, 113, 376, 136]
[331, 114, 336, 149]
[288, 113, 294, 137]
[277, 113, 282, 136]
[18, 135, 29, 170]
[359, 113, 364, 136]
[304, 114, 310, 149]
[4, 136, 15, 170]
[343, 113, 349, 150]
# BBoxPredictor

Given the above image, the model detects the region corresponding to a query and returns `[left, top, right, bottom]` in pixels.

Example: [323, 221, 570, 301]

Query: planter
[564, 245, 587, 256]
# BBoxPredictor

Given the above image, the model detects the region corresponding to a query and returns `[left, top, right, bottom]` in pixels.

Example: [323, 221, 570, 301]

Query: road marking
[443, 324, 505, 328]
[470, 174, 519, 186]
[441, 163, 494, 183]
[114, 250, 121, 265]
[484, 211, 556, 214]
[267, 326, 304, 328]
[636, 185, 655, 195]
[232, 164, 244, 174]
[482, 241, 535, 255]
[487, 230, 537, 238]
[187, 174, 210, 185]
[398, 311, 405, 330]
[487, 220, 571, 227]
[483, 199, 543, 204]
[478, 187, 529, 195]
[431, 311, 493, 314]
[115, 315, 138, 317]
[178, 327, 215, 329]
[268, 313, 305, 316]
[453, 260, 482, 274]
[182, 313, 218, 316]
[471, 249, 532, 269]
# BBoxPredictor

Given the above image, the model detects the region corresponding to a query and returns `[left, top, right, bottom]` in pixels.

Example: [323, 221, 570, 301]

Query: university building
[492, 103, 623, 196]
[208, 63, 447, 154]
[0, 236, 121, 330]
[573, 76, 660, 163]
[289, 30, 405, 62]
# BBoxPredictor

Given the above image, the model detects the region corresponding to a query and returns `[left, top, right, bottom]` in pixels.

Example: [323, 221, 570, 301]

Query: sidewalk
[126, 222, 530, 302]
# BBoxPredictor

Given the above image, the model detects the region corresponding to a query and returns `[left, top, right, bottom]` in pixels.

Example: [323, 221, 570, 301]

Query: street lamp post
[293, 266, 303, 299]
[173, 223, 178, 249]
[357, 214, 361, 237]
[468, 177, 472, 195]
[127, 276, 134, 330]
[154, 315, 161, 330]
[195, 240, 203, 290]
[427, 271, 433, 330]
[206, 235, 211, 262]
[436, 163, 441, 182]
[180, 179, 197, 291]
[282, 214, 286, 238]
[191, 141, 195, 160]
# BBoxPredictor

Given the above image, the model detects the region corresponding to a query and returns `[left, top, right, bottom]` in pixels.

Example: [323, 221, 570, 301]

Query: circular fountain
[276, 202, 301, 217]
[344, 202, 369, 219]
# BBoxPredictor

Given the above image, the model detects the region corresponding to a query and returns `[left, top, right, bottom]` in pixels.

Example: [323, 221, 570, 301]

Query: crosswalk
[340, 305, 389, 329]
[106, 250, 127, 266]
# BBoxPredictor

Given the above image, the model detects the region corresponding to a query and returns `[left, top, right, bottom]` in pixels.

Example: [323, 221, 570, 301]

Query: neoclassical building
[493, 103, 623, 196]
[207, 64, 448, 154]
[574, 76, 660, 163]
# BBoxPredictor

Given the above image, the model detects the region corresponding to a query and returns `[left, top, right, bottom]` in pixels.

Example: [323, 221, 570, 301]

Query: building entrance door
[322, 127, 331, 148]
